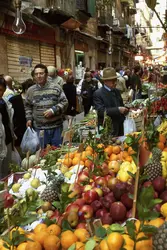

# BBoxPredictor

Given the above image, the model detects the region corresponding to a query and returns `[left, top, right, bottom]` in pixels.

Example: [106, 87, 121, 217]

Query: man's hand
[43, 109, 54, 118]
[26, 120, 32, 127]
[119, 107, 129, 114]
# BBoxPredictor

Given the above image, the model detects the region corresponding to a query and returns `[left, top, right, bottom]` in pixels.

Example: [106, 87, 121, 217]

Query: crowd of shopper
[0, 63, 164, 178]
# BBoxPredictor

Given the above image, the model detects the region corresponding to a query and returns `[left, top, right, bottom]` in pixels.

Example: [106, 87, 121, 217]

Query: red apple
[154, 191, 159, 199]
[102, 187, 110, 196]
[95, 177, 107, 187]
[143, 181, 152, 188]
[50, 210, 61, 220]
[76, 223, 87, 229]
[99, 162, 109, 176]
[101, 213, 113, 225]
[77, 171, 89, 183]
[83, 185, 92, 192]
[152, 176, 166, 193]
[74, 198, 85, 207]
[79, 205, 93, 219]
[110, 202, 127, 222]
[83, 190, 99, 204]
[102, 192, 116, 209]
[154, 204, 162, 212]
[160, 190, 167, 203]
[66, 203, 80, 213]
[121, 193, 133, 209]
[91, 200, 102, 212]
[96, 208, 108, 218]
[107, 177, 118, 190]
[113, 182, 127, 200]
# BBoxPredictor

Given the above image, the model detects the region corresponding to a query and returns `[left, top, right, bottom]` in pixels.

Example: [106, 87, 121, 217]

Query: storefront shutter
[7, 37, 40, 83]
[40, 43, 56, 67]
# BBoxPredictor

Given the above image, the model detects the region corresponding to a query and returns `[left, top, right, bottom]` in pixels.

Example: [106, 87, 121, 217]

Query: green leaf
[126, 221, 136, 241]
[141, 225, 158, 234]
[62, 220, 73, 232]
[109, 224, 125, 233]
[52, 201, 61, 211]
[147, 199, 162, 209]
[43, 217, 57, 226]
[127, 171, 135, 179]
[19, 215, 37, 226]
[136, 236, 149, 242]
[95, 226, 107, 238]
[68, 243, 76, 250]
[139, 175, 149, 183]
[85, 239, 96, 250]
[3, 243, 10, 249]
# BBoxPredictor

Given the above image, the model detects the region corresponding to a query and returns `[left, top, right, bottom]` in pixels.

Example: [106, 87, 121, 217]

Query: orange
[84, 159, 92, 168]
[108, 161, 120, 173]
[122, 234, 134, 247]
[85, 146, 93, 152]
[120, 151, 129, 160]
[102, 224, 110, 230]
[10, 227, 25, 239]
[85, 150, 93, 157]
[46, 224, 61, 236]
[157, 142, 165, 151]
[136, 232, 152, 249]
[97, 143, 105, 149]
[124, 246, 134, 250]
[34, 223, 47, 234]
[159, 134, 166, 144]
[63, 158, 72, 167]
[17, 242, 27, 250]
[148, 218, 164, 228]
[61, 230, 77, 249]
[107, 232, 124, 249]
[26, 232, 36, 241]
[112, 146, 121, 155]
[99, 239, 109, 250]
[163, 147, 167, 152]
[72, 157, 80, 166]
[35, 231, 49, 246]
[25, 241, 42, 250]
[75, 241, 85, 250]
[128, 147, 136, 155]
[74, 228, 90, 243]
[125, 156, 133, 162]
[104, 147, 113, 156]
[109, 154, 118, 161]
[43, 235, 60, 250]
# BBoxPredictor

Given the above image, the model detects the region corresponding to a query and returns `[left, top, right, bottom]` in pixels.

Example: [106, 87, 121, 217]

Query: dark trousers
[84, 104, 92, 116]
[112, 121, 124, 137]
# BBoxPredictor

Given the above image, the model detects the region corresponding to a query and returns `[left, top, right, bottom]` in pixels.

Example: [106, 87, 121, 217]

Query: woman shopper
[0, 77, 15, 179]
[81, 72, 98, 116]
[63, 74, 76, 128]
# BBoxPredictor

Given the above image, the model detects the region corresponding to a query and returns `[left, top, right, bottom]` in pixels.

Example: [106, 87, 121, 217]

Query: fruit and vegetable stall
[2, 107, 167, 250]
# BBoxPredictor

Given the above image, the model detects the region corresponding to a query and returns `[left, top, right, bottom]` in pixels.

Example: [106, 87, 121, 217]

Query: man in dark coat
[93, 67, 129, 136]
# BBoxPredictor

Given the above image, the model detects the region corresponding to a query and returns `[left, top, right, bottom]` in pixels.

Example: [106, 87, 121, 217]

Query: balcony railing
[46, 0, 76, 15]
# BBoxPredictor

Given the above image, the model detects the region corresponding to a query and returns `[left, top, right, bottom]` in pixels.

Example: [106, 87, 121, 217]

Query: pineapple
[144, 147, 162, 181]
[153, 222, 167, 249]
[40, 173, 64, 203]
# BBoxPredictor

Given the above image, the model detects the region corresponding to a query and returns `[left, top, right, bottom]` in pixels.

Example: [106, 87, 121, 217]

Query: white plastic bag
[124, 117, 136, 135]
[20, 127, 40, 154]
[11, 147, 21, 166]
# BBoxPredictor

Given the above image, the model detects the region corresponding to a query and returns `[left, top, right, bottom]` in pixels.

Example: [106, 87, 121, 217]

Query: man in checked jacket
[25, 64, 68, 147]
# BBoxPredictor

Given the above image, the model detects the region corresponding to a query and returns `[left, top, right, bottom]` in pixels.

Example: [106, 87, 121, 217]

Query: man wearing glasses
[25, 64, 68, 147]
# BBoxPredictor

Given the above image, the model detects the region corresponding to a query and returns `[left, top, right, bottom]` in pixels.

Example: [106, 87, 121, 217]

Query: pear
[67, 211, 79, 228]
[64, 172, 72, 179]
[60, 165, 69, 174]
[41, 201, 52, 212]
[30, 178, 40, 189]
[12, 183, 21, 193]
[23, 173, 31, 180]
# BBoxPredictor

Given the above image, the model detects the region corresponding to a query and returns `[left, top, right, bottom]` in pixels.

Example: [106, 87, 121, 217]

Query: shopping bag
[124, 117, 136, 135]
[20, 127, 40, 154]
[11, 147, 21, 166]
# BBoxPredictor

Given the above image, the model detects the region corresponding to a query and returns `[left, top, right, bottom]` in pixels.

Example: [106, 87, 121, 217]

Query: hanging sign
[19, 56, 32, 67]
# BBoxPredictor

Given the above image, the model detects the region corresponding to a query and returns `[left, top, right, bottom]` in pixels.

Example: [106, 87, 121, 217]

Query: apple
[101, 213, 113, 225]
[113, 182, 127, 200]
[76, 223, 87, 229]
[83, 185, 92, 192]
[126, 209, 132, 219]
[121, 193, 133, 209]
[98, 162, 109, 176]
[78, 205, 93, 219]
[102, 187, 110, 196]
[154, 191, 159, 199]
[77, 171, 89, 183]
[83, 190, 99, 204]
[91, 200, 102, 212]
[152, 176, 166, 193]
[23, 173, 31, 180]
[12, 183, 21, 193]
[102, 192, 116, 209]
[95, 208, 108, 218]
[143, 181, 152, 188]
[160, 190, 167, 203]
[68, 184, 82, 199]
[66, 203, 80, 213]
[154, 204, 162, 212]
[95, 177, 107, 187]
[94, 187, 103, 197]
[67, 211, 79, 228]
[74, 198, 85, 207]
[50, 210, 61, 220]
[4, 193, 14, 208]
[30, 178, 40, 189]
[107, 177, 118, 190]
[110, 202, 127, 222]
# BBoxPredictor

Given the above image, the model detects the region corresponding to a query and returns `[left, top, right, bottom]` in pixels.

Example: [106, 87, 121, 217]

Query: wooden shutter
[7, 37, 40, 82]
[40, 43, 56, 66]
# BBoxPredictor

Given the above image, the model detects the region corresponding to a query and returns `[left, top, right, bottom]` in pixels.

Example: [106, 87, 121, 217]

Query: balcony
[98, 12, 113, 27]
[46, 0, 75, 16]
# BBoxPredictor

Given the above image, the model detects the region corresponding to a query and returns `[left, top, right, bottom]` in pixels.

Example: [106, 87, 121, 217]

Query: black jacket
[81, 79, 98, 106]
[93, 87, 125, 126]
[63, 83, 76, 116]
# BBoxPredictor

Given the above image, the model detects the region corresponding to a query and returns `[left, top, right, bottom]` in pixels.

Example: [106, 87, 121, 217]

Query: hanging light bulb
[12, 0, 26, 35]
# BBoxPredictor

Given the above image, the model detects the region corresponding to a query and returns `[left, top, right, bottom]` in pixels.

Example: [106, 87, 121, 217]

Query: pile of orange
[157, 134, 167, 151]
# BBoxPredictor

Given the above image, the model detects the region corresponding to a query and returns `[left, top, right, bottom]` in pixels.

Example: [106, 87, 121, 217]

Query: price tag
[8, 174, 14, 186]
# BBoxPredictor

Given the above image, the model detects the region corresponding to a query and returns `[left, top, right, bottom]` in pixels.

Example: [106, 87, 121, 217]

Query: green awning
[87, 0, 96, 17]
